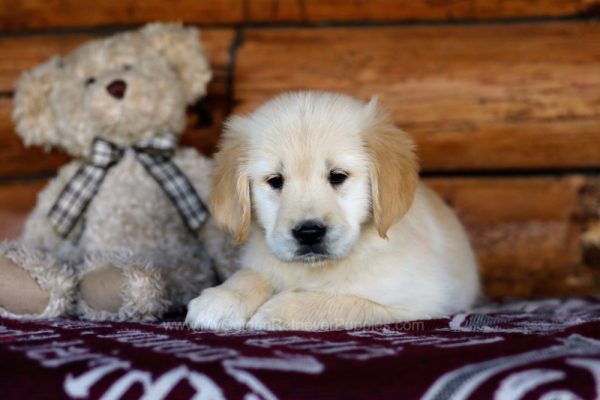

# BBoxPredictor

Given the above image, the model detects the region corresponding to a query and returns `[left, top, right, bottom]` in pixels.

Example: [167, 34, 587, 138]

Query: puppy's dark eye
[329, 170, 348, 186]
[266, 174, 284, 190]
[85, 77, 96, 86]
[123, 65, 132, 71]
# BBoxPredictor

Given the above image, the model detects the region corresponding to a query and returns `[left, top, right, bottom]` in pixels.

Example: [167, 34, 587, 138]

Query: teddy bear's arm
[20, 161, 83, 249]
[174, 148, 240, 280]
[198, 218, 239, 281]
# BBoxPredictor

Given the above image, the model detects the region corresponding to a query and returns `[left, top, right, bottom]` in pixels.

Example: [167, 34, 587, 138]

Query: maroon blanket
[1, 298, 600, 399]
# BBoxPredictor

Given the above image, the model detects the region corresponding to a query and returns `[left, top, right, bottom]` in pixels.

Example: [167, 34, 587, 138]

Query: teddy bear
[0, 23, 237, 321]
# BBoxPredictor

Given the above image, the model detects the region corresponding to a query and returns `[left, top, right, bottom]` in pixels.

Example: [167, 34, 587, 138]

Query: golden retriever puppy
[186, 91, 479, 331]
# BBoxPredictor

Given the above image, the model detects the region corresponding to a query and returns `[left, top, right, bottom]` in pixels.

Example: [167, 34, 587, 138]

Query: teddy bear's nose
[106, 79, 127, 99]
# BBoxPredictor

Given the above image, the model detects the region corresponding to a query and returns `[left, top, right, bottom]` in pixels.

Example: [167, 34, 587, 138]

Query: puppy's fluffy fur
[186, 91, 479, 331]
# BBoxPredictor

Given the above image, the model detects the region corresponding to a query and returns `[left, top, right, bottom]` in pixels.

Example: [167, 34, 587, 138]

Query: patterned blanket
[1, 298, 600, 399]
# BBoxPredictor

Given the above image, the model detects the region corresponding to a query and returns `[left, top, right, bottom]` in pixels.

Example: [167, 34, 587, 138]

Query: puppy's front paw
[246, 295, 297, 331]
[247, 307, 289, 331]
[185, 288, 248, 331]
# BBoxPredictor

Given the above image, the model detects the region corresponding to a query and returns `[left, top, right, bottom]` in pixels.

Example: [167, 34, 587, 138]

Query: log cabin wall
[1, 1, 599, 298]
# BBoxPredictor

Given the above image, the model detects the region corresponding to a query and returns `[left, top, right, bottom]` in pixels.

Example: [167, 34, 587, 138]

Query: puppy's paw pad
[185, 288, 248, 331]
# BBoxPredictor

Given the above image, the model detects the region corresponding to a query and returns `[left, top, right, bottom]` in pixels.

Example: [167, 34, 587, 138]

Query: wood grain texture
[428, 176, 599, 297]
[245, 0, 600, 23]
[0, 180, 45, 240]
[234, 23, 600, 172]
[1, 176, 597, 297]
[0, 0, 598, 31]
[0, 0, 243, 32]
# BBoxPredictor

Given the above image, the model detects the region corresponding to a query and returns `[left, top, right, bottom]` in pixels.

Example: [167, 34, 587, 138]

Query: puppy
[186, 91, 479, 331]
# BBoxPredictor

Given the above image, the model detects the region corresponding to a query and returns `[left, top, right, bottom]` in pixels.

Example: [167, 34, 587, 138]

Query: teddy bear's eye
[123, 65, 132, 71]
[85, 77, 96, 86]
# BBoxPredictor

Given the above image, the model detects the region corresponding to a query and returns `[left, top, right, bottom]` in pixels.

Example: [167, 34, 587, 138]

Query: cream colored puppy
[186, 91, 479, 331]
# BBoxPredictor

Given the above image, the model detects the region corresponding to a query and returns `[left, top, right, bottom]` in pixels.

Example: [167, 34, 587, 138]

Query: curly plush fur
[1, 23, 237, 321]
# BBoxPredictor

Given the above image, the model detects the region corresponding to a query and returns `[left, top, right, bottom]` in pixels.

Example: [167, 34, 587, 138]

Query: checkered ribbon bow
[47, 136, 208, 237]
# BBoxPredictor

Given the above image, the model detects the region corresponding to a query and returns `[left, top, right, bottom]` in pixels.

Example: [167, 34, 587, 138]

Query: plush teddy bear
[0, 23, 236, 321]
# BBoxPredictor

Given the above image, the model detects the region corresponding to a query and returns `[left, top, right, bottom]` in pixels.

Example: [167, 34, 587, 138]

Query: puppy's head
[211, 91, 418, 264]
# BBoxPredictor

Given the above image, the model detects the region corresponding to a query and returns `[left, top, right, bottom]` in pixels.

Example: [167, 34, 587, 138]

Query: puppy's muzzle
[292, 220, 327, 246]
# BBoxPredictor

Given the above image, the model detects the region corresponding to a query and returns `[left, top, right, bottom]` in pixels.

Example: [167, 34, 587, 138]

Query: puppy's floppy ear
[211, 117, 251, 244]
[12, 57, 61, 148]
[362, 97, 419, 238]
[141, 23, 212, 104]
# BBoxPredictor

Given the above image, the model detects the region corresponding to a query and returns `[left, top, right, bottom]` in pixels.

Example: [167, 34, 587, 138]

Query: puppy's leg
[247, 291, 396, 331]
[186, 269, 272, 331]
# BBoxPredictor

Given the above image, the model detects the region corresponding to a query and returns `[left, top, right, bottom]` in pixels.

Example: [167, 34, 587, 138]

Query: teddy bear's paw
[0, 253, 50, 315]
[185, 287, 249, 331]
[0, 244, 76, 319]
[78, 259, 168, 322]
[80, 266, 126, 313]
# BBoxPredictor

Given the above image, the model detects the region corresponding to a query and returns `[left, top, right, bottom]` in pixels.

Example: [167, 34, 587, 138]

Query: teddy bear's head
[12, 23, 212, 157]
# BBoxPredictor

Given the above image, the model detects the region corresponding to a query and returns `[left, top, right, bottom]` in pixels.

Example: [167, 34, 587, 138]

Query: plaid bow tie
[47, 136, 209, 237]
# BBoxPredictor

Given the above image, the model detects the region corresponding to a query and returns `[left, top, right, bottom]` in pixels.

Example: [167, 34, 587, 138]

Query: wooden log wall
[0, 0, 599, 297]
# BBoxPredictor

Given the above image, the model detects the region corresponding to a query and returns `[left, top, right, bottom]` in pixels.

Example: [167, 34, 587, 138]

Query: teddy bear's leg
[0, 242, 77, 318]
[78, 252, 169, 321]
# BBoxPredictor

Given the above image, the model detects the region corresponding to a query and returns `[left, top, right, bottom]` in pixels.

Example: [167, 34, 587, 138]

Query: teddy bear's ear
[12, 57, 61, 148]
[142, 23, 212, 105]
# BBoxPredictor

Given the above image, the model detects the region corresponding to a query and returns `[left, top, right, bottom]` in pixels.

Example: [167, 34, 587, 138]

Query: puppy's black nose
[292, 220, 327, 246]
[106, 79, 127, 99]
